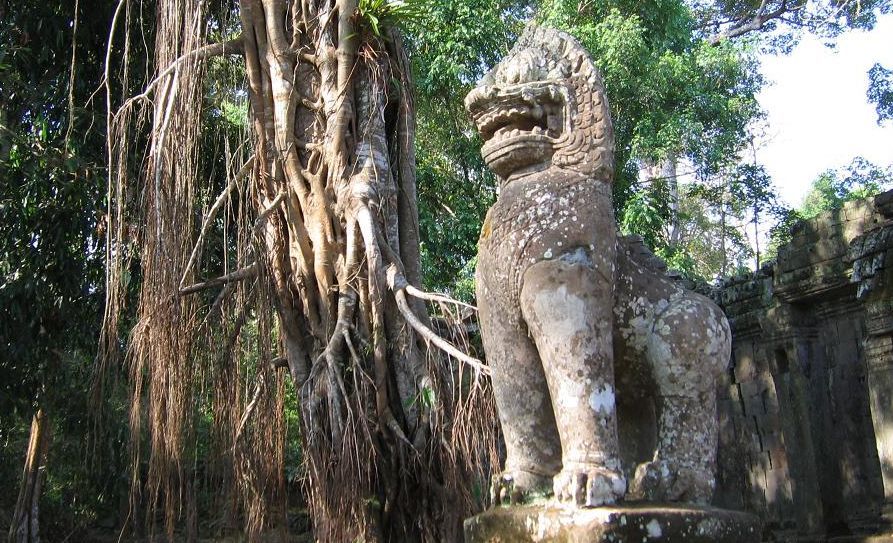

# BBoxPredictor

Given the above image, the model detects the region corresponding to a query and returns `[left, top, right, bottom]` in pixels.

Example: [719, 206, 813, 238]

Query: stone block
[761, 430, 782, 452]
[762, 387, 781, 415]
[713, 190, 893, 541]
[769, 447, 788, 472]
[775, 268, 814, 288]
[844, 217, 871, 242]
[728, 312, 762, 336]
[464, 504, 762, 543]
[817, 209, 845, 226]
[809, 238, 848, 262]
[778, 247, 812, 272]
[875, 188, 893, 217]
[738, 379, 763, 408]
[749, 427, 764, 452]
[756, 451, 773, 472]
[816, 224, 845, 248]
[733, 346, 758, 383]
[844, 198, 876, 222]
[762, 411, 782, 433]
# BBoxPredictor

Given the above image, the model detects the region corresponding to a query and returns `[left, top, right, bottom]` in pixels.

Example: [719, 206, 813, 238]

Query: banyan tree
[97, 0, 496, 540]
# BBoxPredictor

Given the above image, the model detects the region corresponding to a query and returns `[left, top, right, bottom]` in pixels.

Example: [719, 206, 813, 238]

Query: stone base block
[464, 503, 761, 542]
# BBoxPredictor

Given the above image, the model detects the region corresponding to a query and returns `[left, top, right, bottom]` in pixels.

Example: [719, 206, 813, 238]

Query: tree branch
[252, 191, 287, 237]
[234, 379, 264, 446]
[131, 37, 244, 102]
[707, 0, 791, 44]
[271, 357, 289, 369]
[180, 156, 255, 291]
[404, 285, 477, 311]
[355, 203, 487, 374]
[179, 264, 258, 295]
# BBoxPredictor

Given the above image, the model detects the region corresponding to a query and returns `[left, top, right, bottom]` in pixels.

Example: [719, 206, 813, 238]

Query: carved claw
[552, 465, 626, 507]
[491, 470, 553, 506]
[629, 460, 714, 504]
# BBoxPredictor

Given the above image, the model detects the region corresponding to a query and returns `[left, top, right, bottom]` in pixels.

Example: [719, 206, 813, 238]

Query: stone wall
[713, 190, 893, 540]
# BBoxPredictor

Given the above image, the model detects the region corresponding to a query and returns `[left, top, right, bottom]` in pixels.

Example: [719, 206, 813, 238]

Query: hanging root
[404, 284, 477, 311]
[100, 0, 499, 540]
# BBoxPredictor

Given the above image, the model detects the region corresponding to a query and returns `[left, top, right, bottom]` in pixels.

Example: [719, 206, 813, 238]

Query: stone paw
[552, 464, 626, 507]
[491, 470, 553, 506]
[629, 460, 714, 504]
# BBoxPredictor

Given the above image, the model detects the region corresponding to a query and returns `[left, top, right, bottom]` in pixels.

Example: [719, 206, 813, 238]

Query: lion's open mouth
[465, 83, 566, 170]
[477, 104, 557, 142]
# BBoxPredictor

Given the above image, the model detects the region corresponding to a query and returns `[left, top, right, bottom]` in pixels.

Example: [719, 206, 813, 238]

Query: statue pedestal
[464, 503, 761, 543]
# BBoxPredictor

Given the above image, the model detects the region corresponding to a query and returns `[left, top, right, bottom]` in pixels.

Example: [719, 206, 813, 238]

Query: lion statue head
[465, 25, 614, 183]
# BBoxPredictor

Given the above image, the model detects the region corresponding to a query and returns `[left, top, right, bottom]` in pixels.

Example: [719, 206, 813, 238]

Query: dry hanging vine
[97, 0, 498, 541]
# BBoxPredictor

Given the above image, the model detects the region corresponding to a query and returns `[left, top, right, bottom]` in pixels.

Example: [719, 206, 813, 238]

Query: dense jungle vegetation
[1, 0, 892, 541]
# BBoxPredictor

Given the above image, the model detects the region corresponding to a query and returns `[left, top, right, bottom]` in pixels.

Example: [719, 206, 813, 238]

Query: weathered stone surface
[462, 22, 893, 543]
[713, 189, 893, 540]
[465, 25, 731, 511]
[464, 504, 761, 543]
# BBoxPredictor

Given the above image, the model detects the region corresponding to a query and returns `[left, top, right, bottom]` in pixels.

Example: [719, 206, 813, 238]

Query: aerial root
[353, 204, 489, 375]
[404, 284, 477, 311]
[393, 288, 490, 375]
[118, 36, 245, 111]
[300, 289, 360, 448]
[233, 379, 264, 448]
[252, 191, 288, 236]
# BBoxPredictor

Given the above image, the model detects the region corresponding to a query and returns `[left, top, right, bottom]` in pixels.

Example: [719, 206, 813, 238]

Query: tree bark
[720, 187, 729, 277]
[101, 1, 497, 539]
[0, 108, 11, 163]
[233, 1, 493, 539]
[8, 410, 51, 543]
[753, 213, 761, 270]
[237, 0, 422, 530]
[642, 155, 679, 249]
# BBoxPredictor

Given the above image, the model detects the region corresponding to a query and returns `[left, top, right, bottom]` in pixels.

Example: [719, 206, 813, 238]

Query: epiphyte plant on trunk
[98, 0, 498, 541]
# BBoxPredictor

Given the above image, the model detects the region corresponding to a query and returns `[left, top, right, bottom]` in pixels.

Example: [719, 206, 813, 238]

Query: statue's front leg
[477, 265, 562, 505]
[520, 247, 626, 507]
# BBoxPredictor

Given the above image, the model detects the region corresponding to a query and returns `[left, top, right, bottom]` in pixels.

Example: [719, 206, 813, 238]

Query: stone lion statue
[465, 26, 732, 508]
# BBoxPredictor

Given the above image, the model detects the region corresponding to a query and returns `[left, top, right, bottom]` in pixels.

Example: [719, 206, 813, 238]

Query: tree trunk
[0, 108, 11, 163]
[8, 410, 51, 543]
[236, 3, 494, 538]
[642, 154, 679, 248]
[101, 1, 497, 541]
[665, 155, 680, 248]
[753, 213, 760, 270]
[720, 193, 728, 277]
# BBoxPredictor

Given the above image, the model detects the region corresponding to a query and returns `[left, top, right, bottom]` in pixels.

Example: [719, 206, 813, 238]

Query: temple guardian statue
[463, 25, 760, 542]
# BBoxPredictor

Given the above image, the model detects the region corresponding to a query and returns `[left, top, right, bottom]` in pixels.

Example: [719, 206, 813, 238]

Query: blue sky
[756, 12, 893, 207]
